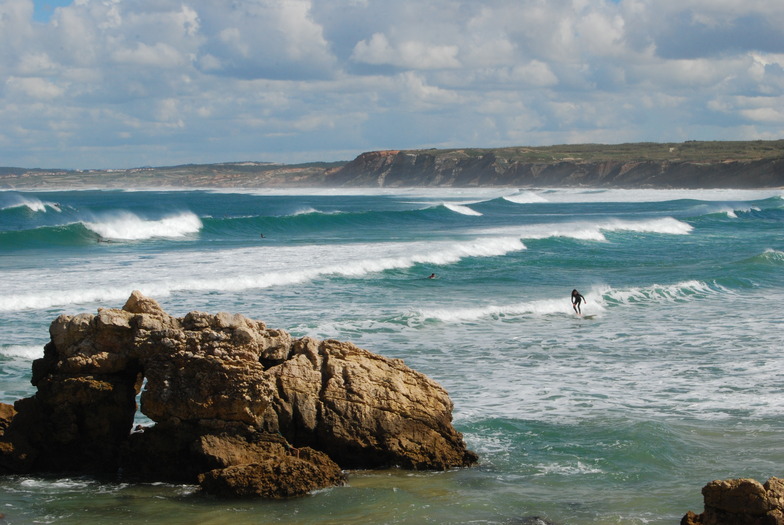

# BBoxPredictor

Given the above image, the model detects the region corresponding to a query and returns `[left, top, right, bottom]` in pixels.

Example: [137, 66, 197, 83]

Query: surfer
[571, 289, 586, 315]
[428, 273, 437, 279]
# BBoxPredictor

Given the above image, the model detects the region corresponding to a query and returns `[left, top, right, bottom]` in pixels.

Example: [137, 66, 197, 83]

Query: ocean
[0, 186, 782, 524]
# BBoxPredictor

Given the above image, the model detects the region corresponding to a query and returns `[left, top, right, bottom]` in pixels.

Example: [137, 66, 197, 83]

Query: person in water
[427, 273, 437, 279]
[571, 289, 587, 314]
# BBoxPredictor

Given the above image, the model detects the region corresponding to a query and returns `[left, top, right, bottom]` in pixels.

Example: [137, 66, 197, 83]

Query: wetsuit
[571, 290, 586, 314]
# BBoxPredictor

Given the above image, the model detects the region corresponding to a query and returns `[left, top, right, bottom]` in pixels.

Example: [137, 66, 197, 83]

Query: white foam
[503, 191, 549, 204]
[19, 478, 95, 491]
[473, 216, 693, 242]
[0, 345, 44, 359]
[210, 187, 513, 200]
[0, 236, 527, 312]
[598, 217, 693, 235]
[515, 188, 782, 203]
[444, 203, 483, 216]
[0, 194, 61, 213]
[696, 203, 761, 218]
[291, 206, 322, 216]
[760, 248, 784, 263]
[533, 461, 605, 476]
[0, 286, 147, 312]
[418, 297, 586, 323]
[83, 211, 202, 240]
[411, 280, 722, 325]
[602, 280, 722, 305]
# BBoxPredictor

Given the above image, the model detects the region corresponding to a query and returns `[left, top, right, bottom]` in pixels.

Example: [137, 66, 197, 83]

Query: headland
[1, 140, 783, 189]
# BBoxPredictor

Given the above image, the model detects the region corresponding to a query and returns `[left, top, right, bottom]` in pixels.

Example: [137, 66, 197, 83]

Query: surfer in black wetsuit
[571, 289, 586, 314]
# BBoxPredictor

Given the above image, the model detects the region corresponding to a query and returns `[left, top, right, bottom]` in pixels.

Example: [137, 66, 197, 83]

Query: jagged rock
[197, 439, 345, 499]
[262, 337, 478, 469]
[0, 291, 476, 498]
[682, 477, 784, 525]
[120, 420, 345, 497]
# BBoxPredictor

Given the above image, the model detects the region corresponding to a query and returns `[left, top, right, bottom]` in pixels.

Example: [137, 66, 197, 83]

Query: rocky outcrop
[0, 291, 476, 498]
[682, 477, 784, 525]
[261, 337, 473, 469]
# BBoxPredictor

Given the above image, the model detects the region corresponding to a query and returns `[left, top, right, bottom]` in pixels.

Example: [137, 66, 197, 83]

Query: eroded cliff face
[325, 150, 784, 188]
[0, 291, 476, 498]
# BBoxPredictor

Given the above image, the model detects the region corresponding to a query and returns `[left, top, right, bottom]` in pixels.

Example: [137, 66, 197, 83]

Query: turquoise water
[1, 187, 783, 524]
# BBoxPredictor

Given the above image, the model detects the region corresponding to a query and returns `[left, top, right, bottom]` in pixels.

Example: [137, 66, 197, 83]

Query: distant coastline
[2, 140, 783, 189]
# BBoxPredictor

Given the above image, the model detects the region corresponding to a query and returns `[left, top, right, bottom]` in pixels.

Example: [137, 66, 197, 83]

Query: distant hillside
[2, 140, 783, 189]
[0, 161, 343, 189]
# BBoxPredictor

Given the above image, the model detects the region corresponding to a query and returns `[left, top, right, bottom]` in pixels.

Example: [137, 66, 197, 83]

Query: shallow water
[1, 187, 782, 524]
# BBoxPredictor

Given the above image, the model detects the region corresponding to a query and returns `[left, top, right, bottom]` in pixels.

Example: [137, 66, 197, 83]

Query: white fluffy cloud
[0, 0, 782, 169]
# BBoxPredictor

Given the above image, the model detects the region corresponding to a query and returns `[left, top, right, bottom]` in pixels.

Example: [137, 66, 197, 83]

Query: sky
[1, 0, 783, 169]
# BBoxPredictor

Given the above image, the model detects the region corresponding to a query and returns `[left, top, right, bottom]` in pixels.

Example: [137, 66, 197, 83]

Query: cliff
[324, 144, 784, 189]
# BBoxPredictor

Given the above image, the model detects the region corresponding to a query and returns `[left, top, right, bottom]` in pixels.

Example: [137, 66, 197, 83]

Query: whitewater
[0, 186, 782, 524]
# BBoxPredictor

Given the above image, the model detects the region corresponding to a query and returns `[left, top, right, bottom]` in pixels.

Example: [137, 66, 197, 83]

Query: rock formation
[0, 291, 476, 498]
[682, 477, 784, 525]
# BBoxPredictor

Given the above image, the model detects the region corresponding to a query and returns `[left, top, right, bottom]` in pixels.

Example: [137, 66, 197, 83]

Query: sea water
[0, 186, 782, 524]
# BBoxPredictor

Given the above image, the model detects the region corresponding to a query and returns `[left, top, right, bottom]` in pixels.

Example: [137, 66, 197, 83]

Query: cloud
[6, 76, 65, 99]
[111, 43, 188, 68]
[352, 33, 461, 69]
[194, 0, 337, 79]
[0, 0, 782, 169]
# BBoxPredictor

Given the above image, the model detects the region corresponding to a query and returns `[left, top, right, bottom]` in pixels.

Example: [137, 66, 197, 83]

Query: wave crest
[0, 193, 61, 213]
[83, 211, 202, 240]
[0, 236, 527, 312]
[443, 203, 483, 216]
[744, 249, 784, 266]
[503, 191, 548, 204]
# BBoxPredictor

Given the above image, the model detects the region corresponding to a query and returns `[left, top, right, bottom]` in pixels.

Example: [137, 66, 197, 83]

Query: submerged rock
[0, 291, 476, 497]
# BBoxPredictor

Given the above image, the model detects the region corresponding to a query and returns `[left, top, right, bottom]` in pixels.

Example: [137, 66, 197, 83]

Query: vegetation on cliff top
[412, 139, 784, 163]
